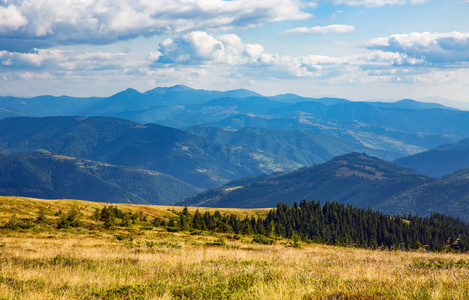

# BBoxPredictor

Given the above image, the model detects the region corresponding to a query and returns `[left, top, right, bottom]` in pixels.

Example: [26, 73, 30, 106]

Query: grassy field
[1, 196, 469, 299]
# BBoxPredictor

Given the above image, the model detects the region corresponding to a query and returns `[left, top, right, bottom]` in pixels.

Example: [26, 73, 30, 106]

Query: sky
[0, 0, 469, 103]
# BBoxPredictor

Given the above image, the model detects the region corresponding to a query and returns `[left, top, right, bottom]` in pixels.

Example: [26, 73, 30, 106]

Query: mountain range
[2, 85, 469, 221]
[0, 116, 300, 188]
[2, 85, 468, 160]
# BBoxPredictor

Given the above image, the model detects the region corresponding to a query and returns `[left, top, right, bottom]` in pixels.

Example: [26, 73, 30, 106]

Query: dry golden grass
[1, 196, 469, 299]
[0, 196, 270, 225]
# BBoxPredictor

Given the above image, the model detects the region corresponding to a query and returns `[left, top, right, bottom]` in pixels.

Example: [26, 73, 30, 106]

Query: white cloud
[156, 31, 265, 65]
[282, 24, 355, 34]
[320, 0, 427, 6]
[1, 30, 468, 99]
[153, 31, 429, 80]
[0, 49, 149, 74]
[367, 32, 469, 64]
[0, 0, 311, 51]
[154, 31, 313, 78]
[0, 5, 27, 32]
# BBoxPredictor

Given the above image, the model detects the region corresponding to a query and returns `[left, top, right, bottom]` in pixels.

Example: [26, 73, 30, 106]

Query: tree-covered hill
[0, 116, 300, 188]
[0, 152, 200, 204]
[376, 166, 469, 221]
[180, 153, 433, 211]
[395, 138, 469, 177]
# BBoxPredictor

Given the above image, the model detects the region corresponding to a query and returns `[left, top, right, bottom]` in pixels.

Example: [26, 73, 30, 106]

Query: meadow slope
[0, 196, 468, 299]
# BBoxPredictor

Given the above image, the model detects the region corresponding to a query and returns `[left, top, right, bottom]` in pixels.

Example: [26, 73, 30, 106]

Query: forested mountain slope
[0, 152, 200, 204]
[0, 116, 300, 188]
[180, 153, 432, 211]
[395, 138, 469, 177]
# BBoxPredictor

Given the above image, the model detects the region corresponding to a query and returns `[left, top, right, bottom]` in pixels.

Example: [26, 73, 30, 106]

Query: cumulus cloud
[320, 0, 427, 6]
[156, 31, 264, 65]
[367, 32, 469, 64]
[153, 31, 313, 78]
[0, 0, 311, 51]
[153, 31, 429, 80]
[0, 5, 27, 32]
[282, 24, 355, 34]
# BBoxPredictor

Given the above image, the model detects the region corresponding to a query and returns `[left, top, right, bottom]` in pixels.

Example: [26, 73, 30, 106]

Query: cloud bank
[0, 0, 311, 51]
[2, 30, 468, 84]
[367, 32, 469, 65]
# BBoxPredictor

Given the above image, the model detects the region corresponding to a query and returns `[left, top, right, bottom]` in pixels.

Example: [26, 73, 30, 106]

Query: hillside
[2, 196, 469, 299]
[187, 126, 388, 165]
[205, 114, 449, 160]
[0, 152, 200, 204]
[180, 153, 432, 212]
[376, 167, 469, 221]
[0, 116, 301, 188]
[395, 138, 469, 177]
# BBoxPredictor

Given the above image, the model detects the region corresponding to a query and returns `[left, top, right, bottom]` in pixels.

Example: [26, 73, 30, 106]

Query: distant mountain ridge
[1, 85, 467, 160]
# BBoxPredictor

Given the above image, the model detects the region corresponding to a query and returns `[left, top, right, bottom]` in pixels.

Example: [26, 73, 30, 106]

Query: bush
[206, 237, 226, 246]
[252, 235, 274, 245]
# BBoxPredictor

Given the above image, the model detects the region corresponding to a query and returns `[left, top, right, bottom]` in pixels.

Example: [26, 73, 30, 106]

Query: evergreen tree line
[173, 200, 469, 252]
[264, 201, 469, 251]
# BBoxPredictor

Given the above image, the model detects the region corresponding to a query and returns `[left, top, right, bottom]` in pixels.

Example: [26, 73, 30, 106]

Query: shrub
[252, 235, 274, 245]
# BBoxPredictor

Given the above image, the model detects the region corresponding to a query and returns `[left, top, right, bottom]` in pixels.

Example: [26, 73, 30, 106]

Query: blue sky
[0, 0, 468, 104]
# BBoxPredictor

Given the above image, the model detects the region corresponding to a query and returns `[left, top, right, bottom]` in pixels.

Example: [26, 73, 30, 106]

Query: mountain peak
[171, 84, 192, 91]
[114, 88, 142, 96]
[145, 85, 194, 95]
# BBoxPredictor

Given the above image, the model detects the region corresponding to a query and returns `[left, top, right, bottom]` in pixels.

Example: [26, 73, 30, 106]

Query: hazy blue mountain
[365, 99, 455, 110]
[100, 96, 290, 129]
[0, 107, 23, 119]
[180, 153, 432, 211]
[79, 86, 268, 127]
[268, 101, 469, 137]
[82, 84, 263, 118]
[144, 85, 262, 106]
[79, 88, 153, 116]
[205, 114, 432, 159]
[189, 97, 288, 115]
[186, 126, 390, 165]
[269, 94, 350, 105]
[395, 138, 469, 178]
[2, 85, 467, 162]
[205, 99, 469, 157]
[0, 152, 200, 204]
[0, 116, 301, 188]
